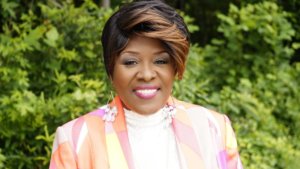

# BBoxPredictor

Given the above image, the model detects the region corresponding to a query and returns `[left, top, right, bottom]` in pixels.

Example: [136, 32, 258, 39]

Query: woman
[49, 0, 243, 169]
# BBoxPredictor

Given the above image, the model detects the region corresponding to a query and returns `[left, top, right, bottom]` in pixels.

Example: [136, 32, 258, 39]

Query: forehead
[122, 35, 166, 53]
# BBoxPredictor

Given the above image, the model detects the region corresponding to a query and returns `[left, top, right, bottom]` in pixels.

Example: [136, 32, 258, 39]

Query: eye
[123, 60, 138, 66]
[154, 58, 169, 65]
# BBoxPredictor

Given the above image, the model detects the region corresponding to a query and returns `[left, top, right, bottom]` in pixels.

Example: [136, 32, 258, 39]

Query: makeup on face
[112, 35, 175, 115]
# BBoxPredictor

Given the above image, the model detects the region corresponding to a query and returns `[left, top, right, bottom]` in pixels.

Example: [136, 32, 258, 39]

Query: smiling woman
[49, 0, 243, 169]
[113, 35, 175, 115]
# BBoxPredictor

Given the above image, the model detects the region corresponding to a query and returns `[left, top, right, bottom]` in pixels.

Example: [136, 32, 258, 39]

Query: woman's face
[112, 35, 175, 115]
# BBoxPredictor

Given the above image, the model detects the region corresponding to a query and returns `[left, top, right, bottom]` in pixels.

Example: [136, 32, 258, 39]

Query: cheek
[112, 67, 125, 89]
[112, 66, 135, 90]
[162, 68, 176, 87]
[112, 77, 124, 91]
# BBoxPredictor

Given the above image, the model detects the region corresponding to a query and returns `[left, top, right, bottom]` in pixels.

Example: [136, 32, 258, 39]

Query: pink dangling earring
[162, 96, 176, 128]
[103, 91, 118, 122]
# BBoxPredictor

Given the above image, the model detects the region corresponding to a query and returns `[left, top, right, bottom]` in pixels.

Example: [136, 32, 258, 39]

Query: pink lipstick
[133, 86, 159, 99]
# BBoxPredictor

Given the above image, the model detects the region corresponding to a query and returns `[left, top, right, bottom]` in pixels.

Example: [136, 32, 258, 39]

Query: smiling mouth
[134, 88, 159, 99]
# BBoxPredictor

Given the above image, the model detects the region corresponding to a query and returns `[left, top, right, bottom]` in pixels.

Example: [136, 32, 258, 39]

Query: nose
[137, 64, 156, 81]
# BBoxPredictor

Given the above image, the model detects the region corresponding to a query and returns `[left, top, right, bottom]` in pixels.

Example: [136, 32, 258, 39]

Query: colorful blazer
[49, 96, 243, 169]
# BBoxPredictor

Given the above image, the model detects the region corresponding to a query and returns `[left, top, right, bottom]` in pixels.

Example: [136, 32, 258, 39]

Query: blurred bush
[0, 0, 299, 169]
[0, 0, 113, 168]
[176, 2, 300, 169]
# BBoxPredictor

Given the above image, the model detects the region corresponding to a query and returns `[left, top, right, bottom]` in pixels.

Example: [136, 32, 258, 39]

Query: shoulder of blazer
[55, 108, 107, 152]
[206, 108, 227, 148]
[174, 98, 227, 148]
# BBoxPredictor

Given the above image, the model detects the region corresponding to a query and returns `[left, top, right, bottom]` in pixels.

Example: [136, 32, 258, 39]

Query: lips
[133, 86, 159, 99]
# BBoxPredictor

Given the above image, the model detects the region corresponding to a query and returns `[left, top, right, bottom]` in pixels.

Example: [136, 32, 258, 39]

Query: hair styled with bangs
[101, 0, 190, 79]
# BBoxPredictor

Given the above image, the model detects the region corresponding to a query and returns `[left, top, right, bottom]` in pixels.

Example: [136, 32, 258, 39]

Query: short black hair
[101, 0, 190, 79]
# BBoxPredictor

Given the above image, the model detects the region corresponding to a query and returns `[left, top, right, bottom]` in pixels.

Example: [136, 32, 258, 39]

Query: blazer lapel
[172, 100, 206, 169]
[105, 96, 135, 169]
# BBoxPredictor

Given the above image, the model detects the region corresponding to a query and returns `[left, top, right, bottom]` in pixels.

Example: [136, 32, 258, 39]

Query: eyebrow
[120, 50, 168, 55]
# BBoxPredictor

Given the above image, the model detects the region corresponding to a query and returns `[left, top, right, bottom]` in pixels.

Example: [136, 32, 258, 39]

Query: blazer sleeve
[49, 127, 77, 169]
[223, 115, 243, 169]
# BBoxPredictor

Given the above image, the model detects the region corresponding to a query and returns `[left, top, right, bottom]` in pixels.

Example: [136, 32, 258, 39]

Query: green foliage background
[0, 0, 299, 168]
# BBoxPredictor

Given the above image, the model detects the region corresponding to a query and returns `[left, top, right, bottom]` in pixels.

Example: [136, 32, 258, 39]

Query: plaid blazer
[49, 96, 243, 169]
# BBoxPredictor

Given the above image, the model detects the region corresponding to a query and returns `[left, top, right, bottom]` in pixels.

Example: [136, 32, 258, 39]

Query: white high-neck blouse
[125, 108, 181, 169]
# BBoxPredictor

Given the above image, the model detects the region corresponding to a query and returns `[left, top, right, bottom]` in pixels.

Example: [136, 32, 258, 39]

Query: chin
[136, 105, 163, 115]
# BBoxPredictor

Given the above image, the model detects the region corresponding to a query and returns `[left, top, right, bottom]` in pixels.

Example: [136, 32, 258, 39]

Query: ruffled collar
[102, 97, 176, 128]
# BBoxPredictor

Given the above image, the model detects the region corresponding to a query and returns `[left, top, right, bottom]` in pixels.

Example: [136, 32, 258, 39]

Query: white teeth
[136, 89, 157, 95]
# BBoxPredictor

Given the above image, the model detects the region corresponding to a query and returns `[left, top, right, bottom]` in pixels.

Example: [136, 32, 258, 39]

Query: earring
[103, 91, 118, 122]
[162, 96, 176, 128]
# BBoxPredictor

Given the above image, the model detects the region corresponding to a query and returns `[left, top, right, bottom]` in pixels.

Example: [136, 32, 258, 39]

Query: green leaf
[45, 27, 59, 47]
